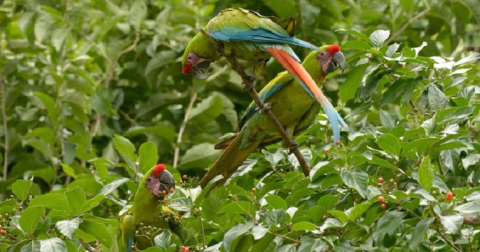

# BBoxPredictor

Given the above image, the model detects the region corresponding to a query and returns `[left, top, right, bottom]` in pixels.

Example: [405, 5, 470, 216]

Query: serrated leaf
[369, 30, 390, 47]
[12, 180, 33, 201]
[19, 205, 45, 235]
[56, 217, 82, 239]
[419, 155, 433, 192]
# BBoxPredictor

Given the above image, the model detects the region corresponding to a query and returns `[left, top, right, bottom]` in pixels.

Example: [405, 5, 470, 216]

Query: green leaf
[454, 201, 480, 215]
[265, 195, 288, 210]
[66, 187, 86, 215]
[369, 30, 390, 47]
[377, 133, 401, 157]
[12, 179, 33, 201]
[328, 210, 349, 223]
[439, 214, 463, 234]
[349, 201, 371, 221]
[21, 241, 41, 252]
[113, 134, 137, 171]
[39, 238, 67, 252]
[52, 27, 69, 52]
[188, 94, 223, 123]
[265, 209, 286, 227]
[34, 13, 54, 42]
[138, 142, 158, 173]
[128, 0, 147, 30]
[340, 170, 369, 198]
[178, 143, 221, 169]
[262, 0, 297, 17]
[82, 194, 105, 212]
[339, 63, 368, 102]
[29, 192, 70, 212]
[33, 92, 58, 125]
[154, 229, 176, 251]
[223, 222, 254, 252]
[19, 205, 45, 235]
[337, 29, 371, 43]
[418, 155, 433, 192]
[409, 217, 434, 251]
[220, 201, 256, 217]
[79, 220, 113, 247]
[373, 211, 406, 244]
[462, 154, 480, 169]
[298, 236, 327, 252]
[56, 217, 83, 240]
[291, 221, 317, 231]
[99, 178, 130, 196]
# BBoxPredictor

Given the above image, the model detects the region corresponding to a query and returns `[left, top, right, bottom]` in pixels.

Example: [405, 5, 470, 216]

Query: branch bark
[199, 29, 310, 177]
[173, 92, 197, 168]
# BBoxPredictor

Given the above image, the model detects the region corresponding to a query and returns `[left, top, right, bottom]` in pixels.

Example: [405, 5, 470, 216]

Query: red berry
[378, 196, 384, 203]
[335, 140, 340, 145]
[181, 246, 189, 252]
[174, 181, 178, 184]
[378, 177, 384, 183]
[161, 190, 167, 195]
[0, 225, 2, 229]
[0, 230, 5, 235]
[0, 214, 2, 218]
[323, 149, 329, 154]
[251, 188, 257, 193]
[169, 188, 174, 193]
[380, 203, 387, 210]
[446, 192, 453, 201]
[182, 175, 187, 180]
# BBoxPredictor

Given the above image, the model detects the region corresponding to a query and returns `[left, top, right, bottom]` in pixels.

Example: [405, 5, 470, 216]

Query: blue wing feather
[209, 28, 319, 52]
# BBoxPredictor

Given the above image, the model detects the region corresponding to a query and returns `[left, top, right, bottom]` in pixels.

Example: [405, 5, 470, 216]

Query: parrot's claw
[260, 103, 271, 113]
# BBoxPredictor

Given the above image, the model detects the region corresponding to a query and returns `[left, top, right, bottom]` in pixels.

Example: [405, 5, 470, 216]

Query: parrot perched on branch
[182, 8, 346, 144]
[120, 164, 180, 251]
[199, 45, 346, 189]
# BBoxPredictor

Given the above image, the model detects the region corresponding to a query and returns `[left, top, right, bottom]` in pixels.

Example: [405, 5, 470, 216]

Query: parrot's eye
[319, 52, 325, 56]
[187, 56, 192, 60]
[147, 177, 152, 182]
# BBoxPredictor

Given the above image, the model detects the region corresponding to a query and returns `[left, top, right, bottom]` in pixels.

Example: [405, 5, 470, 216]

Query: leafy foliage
[0, 0, 479, 251]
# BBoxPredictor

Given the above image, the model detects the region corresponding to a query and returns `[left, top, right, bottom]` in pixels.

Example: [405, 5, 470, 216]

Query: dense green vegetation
[0, 0, 479, 251]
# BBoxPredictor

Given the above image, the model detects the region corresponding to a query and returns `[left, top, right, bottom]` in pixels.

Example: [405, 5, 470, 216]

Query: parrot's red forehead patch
[153, 164, 166, 177]
[327, 45, 341, 55]
[182, 64, 192, 75]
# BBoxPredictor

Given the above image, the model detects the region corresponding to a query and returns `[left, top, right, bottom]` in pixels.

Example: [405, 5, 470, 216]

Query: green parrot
[120, 164, 180, 251]
[182, 8, 346, 144]
[199, 45, 346, 189]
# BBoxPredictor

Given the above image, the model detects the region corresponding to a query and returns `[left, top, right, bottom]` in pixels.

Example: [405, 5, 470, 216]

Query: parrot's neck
[301, 51, 324, 85]
[132, 182, 162, 224]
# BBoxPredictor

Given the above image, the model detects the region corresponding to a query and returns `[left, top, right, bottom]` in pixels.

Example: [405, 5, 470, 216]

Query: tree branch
[199, 29, 310, 177]
[1, 78, 8, 181]
[463, 215, 480, 226]
[385, 6, 431, 44]
[173, 92, 197, 168]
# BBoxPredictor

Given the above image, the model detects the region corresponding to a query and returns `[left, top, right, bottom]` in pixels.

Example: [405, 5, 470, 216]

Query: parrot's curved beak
[191, 60, 212, 79]
[158, 170, 175, 193]
[330, 51, 345, 74]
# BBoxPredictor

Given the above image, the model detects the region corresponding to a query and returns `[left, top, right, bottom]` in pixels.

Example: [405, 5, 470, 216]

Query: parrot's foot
[243, 75, 256, 91]
[284, 140, 298, 154]
[259, 103, 271, 113]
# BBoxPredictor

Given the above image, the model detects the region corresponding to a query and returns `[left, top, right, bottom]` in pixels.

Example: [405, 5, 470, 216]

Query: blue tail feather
[320, 101, 347, 144]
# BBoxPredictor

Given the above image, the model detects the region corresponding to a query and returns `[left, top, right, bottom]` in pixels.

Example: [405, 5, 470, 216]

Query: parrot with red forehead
[182, 8, 341, 113]
[120, 164, 180, 251]
[199, 45, 346, 189]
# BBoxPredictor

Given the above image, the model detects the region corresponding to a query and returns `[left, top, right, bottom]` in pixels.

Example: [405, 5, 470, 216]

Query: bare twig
[267, 230, 300, 243]
[79, 239, 99, 252]
[385, 6, 431, 44]
[173, 92, 197, 168]
[463, 215, 480, 226]
[199, 29, 310, 177]
[196, 208, 206, 249]
[1, 79, 8, 181]
[104, 32, 140, 87]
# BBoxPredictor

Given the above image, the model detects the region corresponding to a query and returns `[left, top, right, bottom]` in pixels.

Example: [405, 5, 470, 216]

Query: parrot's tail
[266, 46, 346, 144]
[199, 130, 261, 189]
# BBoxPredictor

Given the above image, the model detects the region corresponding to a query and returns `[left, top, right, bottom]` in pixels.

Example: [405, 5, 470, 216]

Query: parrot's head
[182, 52, 211, 79]
[317, 45, 345, 74]
[145, 164, 175, 198]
